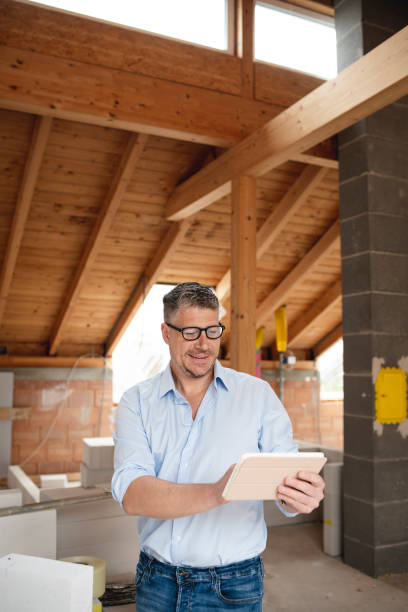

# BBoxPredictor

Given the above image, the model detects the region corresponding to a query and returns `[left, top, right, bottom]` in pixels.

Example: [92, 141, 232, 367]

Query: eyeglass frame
[165, 321, 225, 341]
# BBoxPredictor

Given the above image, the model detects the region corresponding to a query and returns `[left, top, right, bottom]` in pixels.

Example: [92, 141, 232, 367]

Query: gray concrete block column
[335, 0, 408, 577]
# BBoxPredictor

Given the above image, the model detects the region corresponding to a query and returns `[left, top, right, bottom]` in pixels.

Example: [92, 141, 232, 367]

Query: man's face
[161, 306, 221, 380]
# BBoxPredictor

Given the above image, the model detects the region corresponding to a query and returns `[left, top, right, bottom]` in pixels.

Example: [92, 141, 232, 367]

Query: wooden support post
[236, 0, 255, 99]
[230, 176, 257, 375]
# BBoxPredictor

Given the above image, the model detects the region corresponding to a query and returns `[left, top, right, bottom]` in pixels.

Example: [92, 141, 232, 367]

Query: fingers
[297, 471, 325, 489]
[277, 471, 325, 514]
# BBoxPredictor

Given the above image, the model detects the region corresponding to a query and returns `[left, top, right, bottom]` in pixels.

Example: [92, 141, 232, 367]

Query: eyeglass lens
[183, 326, 223, 340]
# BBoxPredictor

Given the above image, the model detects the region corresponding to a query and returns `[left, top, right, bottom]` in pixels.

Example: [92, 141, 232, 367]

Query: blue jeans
[135, 551, 265, 611]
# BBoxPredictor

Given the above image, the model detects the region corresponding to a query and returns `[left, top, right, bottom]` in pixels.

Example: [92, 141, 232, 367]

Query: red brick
[68, 426, 95, 442]
[38, 461, 65, 474]
[40, 426, 68, 444]
[18, 442, 48, 463]
[64, 461, 81, 474]
[72, 441, 83, 462]
[13, 428, 41, 443]
[22, 463, 39, 475]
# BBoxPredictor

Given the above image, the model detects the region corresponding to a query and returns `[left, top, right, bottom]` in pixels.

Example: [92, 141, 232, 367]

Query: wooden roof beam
[48, 133, 148, 356]
[166, 26, 408, 220]
[291, 140, 338, 169]
[287, 279, 342, 347]
[216, 165, 327, 303]
[256, 219, 340, 325]
[0, 115, 52, 324]
[313, 324, 343, 358]
[105, 219, 191, 356]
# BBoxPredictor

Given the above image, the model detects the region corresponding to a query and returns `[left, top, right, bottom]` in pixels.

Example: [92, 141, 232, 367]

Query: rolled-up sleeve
[257, 381, 299, 517]
[111, 388, 156, 507]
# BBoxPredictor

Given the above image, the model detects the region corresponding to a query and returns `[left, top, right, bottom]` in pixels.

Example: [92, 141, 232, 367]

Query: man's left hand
[277, 471, 325, 514]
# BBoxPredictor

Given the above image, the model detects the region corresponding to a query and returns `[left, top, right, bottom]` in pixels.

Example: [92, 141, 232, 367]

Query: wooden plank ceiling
[0, 0, 407, 363]
[0, 106, 340, 359]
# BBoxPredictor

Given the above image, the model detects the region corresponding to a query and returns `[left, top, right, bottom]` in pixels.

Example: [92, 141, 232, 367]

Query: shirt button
[176, 536, 181, 541]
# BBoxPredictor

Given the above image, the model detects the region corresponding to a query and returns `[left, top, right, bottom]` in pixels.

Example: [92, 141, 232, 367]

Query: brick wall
[319, 400, 343, 449]
[267, 374, 344, 450]
[11, 375, 114, 476]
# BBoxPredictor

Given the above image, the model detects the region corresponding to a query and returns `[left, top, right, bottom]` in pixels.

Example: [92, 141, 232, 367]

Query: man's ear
[161, 322, 170, 345]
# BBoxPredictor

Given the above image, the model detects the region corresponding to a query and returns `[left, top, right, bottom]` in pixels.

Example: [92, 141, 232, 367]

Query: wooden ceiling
[0, 1, 407, 363]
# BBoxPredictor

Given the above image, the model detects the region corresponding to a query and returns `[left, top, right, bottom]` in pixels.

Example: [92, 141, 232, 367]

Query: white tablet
[222, 452, 327, 501]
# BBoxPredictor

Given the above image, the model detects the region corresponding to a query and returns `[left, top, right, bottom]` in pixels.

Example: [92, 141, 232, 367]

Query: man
[112, 282, 325, 611]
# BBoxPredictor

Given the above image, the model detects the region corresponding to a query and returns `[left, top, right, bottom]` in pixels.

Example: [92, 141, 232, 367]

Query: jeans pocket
[215, 570, 263, 605]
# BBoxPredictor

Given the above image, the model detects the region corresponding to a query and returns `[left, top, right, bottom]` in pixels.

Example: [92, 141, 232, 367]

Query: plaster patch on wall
[372, 357, 385, 384]
[81, 404, 91, 425]
[373, 421, 384, 437]
[40, 386, 73, 411]
[397, 420, 408, 439]
[397, 356, 408, 375]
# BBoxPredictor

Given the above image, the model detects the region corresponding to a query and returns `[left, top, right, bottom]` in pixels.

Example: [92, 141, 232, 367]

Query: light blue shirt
[112, 360, 298, 567]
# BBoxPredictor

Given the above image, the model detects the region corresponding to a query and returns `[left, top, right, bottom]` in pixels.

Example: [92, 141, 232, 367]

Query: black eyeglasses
[165, 321, 225, 341]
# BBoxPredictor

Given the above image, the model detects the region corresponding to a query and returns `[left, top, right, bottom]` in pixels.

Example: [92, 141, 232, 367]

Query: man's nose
[196, 330, 209, 347]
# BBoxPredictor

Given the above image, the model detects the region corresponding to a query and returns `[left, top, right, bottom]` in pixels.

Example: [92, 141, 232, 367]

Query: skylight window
[255, 1, 337, 79]
[29, 0, 229, 51]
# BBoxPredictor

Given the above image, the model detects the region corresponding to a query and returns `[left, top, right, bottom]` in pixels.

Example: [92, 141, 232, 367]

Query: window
[112, 283, 175, 403]
[255, 1, 337, 79]
[29, 0, 229, 51]
[317, 339, 344, 400]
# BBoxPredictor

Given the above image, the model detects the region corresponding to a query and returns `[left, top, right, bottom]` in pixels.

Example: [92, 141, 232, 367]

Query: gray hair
[163, 282, 219, 322]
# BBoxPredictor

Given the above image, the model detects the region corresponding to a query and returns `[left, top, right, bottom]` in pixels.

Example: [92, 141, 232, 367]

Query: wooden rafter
[105, 219, 192, 356]
[165, 26, 408, 220]
[280, 0, 334, 18]
[0, 356, 109, 368]
[216, 165, 327, 303]
[256, 219, 340, 324]
[287, 279, 342, 347]
[291, 140, 338, 169]
[0, 115, 52, 324]
[48, 133, 148, 356]
[313, 324, 343, 358]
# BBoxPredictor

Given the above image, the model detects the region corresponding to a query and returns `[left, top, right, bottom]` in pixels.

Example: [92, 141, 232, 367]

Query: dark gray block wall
[335, 0, 408, 577]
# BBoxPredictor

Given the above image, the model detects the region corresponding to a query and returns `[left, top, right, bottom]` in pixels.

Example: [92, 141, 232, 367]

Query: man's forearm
[122, 475, 226, 519]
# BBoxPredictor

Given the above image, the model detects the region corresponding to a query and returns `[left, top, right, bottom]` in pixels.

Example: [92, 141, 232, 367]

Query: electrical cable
[19, 353, 110, 467]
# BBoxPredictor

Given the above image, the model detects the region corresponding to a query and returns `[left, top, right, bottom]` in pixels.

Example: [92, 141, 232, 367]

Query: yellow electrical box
[274, 305, 287, 353]
[375, 367, 407, 424]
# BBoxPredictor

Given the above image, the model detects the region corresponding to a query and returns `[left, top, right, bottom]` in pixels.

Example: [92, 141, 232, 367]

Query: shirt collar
[158, 359, 229, 399]
[159, 362, 176, 399]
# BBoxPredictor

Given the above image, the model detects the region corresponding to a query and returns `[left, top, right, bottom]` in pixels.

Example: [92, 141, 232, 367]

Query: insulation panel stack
[81, 437, 114, 488]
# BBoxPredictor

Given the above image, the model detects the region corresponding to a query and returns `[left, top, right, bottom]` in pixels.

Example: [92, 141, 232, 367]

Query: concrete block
[0, 488, 22, 509]
[40, 474, 68, 489]
[82, 437, 114, 470]
[0, 509, 56, 559]
[57, 498, 140, 579]
[334, 0, 362, 44]
[80, 462, 113, 488]
[0, 553, 92, 612]
[7, 465, 40, 504]
[342, 252, 408, 296]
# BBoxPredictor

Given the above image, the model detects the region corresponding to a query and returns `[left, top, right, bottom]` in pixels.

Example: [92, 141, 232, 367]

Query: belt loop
[145, 554, 154, 582]
[209, 567, 218, 592]
[259, 556, 265, 578]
